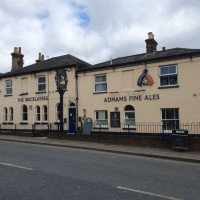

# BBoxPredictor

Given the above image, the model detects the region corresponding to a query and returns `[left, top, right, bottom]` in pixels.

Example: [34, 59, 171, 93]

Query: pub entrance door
[68, 106, 76, 133]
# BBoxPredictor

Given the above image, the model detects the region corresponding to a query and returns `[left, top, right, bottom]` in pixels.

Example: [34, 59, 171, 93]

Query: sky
[0, 0, 200, 73]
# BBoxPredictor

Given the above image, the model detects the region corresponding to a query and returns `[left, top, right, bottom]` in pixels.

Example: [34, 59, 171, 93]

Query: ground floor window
[43, 105, 48, 122]
[36, 106, 40, 122]
[4, 107, 8, 122]
[56, 103, 60, 122]
[95, 110, 108, 128]
[161, 108, 179, 133]
[124, 105, 135, 128]
[9, 107, 13, 122]
[22, 105, 28, 121]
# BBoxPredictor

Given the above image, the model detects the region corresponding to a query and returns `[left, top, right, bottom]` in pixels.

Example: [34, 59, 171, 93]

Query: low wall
[49, 133, 200, 151]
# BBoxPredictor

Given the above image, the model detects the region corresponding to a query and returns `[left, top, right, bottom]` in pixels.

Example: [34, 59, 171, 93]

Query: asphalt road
[0, 140, 199, 200]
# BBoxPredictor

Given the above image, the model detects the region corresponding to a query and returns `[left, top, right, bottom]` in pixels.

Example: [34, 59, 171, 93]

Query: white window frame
[95, 110, 108, 128]
[161, 108, 179, 133]
[6, 80, 12, 95]
[56, 103, 60, 122]
[124, 105, 135, 128]
[4, 107, 8, 122]
[37, 76, 46, 92]
[22, 105, 28, 122]
[159, 65, 178, 87]
[36, 106, 40, 122]
[43, 105, 48, 122]
[94, 74, 107, 93]
[9, 107, 13, 122]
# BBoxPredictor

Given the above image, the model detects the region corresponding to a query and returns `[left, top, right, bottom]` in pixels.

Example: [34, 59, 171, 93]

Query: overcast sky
[0, 0, 200, 73]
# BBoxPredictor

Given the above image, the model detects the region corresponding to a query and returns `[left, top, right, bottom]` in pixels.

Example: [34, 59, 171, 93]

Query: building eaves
[0, 54, 92, 78]
[78, 48, 200, 72]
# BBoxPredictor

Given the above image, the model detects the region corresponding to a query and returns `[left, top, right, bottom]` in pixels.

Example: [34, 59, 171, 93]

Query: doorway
[68, 106, 76, 133]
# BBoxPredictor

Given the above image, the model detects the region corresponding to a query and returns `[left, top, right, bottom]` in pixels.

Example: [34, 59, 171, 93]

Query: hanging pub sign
[55, 69, 68, 91]
[110, 112, 120, 127]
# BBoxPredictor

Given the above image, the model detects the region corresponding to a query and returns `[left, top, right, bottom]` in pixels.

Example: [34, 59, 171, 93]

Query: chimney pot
[19, 47, 21, 54]
[148, 32, 154, 39]
[14, 47, 18, 53]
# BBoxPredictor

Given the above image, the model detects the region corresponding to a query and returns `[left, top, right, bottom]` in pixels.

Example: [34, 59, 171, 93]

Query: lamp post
[55, 68, 68, 132]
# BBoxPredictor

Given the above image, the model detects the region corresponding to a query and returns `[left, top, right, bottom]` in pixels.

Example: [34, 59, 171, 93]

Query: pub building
[0, 32, 200, 133]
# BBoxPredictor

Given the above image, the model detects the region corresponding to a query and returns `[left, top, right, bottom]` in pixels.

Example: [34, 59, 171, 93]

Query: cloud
[0, 0, 199, 73]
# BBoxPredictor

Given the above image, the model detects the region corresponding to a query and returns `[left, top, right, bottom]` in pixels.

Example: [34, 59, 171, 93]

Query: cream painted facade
[0, 67, 77, 130]
[78, 56, 200, 128]
[0, 33, 200, 133]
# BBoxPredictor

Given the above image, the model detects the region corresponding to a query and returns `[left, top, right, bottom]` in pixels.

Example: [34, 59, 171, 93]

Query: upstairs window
[159, 65, 178, 87]
[38, 76, 46, 92]
[6, 80, 12, 95]
[94, 74, 107, 93]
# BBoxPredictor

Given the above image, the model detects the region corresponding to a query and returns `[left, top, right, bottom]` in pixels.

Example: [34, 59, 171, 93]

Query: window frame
[94, 110, 108, 128]
[6, 80, 12, 95]
[94, 74, 107, 93]
[56, 103, 60, 122]
[22, 105, 28, 122]
[159, 65, 178, 87]
[43, 105, 48, 122]
[37, 76, 46, 93]
[161, 108, 179, 133]
[9, 107, 13, 122]
[4, 107, 8, 122]
[36, 106, 41, 122]
[124, 105, 136, 128]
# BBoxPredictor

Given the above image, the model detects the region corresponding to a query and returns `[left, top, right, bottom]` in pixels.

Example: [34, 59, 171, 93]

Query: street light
[55, 68, 68, 132]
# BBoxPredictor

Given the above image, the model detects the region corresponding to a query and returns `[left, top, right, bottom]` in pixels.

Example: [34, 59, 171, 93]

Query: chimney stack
[36, 52, 45, 63]
[145, 32, 158, 53]
[11, 47, 24, 71]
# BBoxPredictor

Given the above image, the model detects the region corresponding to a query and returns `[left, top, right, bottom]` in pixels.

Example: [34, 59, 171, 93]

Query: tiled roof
[90, 48, 200, 69]
[0, 54, 91, 78]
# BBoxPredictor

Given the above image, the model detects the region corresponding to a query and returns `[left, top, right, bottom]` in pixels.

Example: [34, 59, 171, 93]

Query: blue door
[69, 107, 76, 133]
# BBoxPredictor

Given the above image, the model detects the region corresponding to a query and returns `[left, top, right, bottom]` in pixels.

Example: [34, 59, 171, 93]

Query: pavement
[0, 134, 200, 164]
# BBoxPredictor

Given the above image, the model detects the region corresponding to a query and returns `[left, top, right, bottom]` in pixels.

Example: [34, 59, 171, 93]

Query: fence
[0, 122, 200, 135]
[92, 122, 200, 135]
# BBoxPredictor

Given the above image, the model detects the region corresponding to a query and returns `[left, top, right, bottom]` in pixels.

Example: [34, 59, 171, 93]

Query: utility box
[82, 118, 93, 135]
[172, 129, 188, 151]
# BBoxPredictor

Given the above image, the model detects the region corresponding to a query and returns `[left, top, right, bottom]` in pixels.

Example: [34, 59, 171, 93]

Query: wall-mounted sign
[104, 94, 159, 103]
[18, 96, 48, 102]
[137, 69, 154, 87]
[110, 112, 120, 127]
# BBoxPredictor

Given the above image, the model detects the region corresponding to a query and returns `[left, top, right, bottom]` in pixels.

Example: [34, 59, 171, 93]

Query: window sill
[93, 91, 108, 95]
[41, 122, 48, 125]
[20, 122, 28, 125]
[34, 122, 41, 125]
[94, 127, 109, 130]
[158, 85, 179, 89]
[123, 128, 136, 130]
[19, 92, 28, 96]
[35, 91, 46, 94]
[4, 94, 13, 97]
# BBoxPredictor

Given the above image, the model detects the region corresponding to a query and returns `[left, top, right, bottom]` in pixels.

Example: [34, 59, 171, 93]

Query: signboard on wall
[110, 112, 120, 128]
